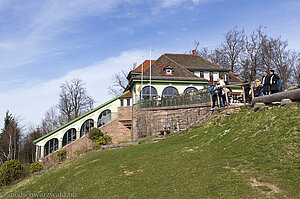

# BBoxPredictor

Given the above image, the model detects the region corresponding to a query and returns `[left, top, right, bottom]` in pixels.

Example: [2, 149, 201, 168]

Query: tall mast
[149, 48, 152, 98]
[141, 58, 144, 99]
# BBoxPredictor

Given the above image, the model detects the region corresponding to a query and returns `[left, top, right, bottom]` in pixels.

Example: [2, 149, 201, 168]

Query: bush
[29, 162, 43, 173]
[104, 135, 112, 145]
[0, 160, 23, 185]
[88, 128, 103, 141]
[94, 135, 112, 147]
[56, 150, 67, 162]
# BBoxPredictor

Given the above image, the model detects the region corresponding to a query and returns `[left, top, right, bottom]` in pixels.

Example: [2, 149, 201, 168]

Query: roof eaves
[33, 91, 130, 144]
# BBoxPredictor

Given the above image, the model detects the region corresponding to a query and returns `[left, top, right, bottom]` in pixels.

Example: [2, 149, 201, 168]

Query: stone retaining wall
[132, 103, 212, 139]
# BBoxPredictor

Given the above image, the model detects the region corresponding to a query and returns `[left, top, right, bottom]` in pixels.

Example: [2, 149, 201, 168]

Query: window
[204, 71, 210, 80]
[62, 128, 76, 147]
[194, 71, 200, 77]
[164, 66, 173, 75]
[127, 99, 130, 106]
[44, 138, 58, 156]
[140, 86, 158, 99]
[162, 86, 179, 96]
[120, 99, 124, 107]
[97, 110, 111, 128]
[184, 87, 197, 94]
[213, 72, 219, 81]
[80, 119, 94, 137]
[166, 69, 172, 74]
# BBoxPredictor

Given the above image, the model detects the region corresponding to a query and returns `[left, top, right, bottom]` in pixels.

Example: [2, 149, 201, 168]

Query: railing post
[224, 86, 229, 106]
[251, 83, 255, 101]
[217, 91, 221, 108]
[242, 85, 246, 104]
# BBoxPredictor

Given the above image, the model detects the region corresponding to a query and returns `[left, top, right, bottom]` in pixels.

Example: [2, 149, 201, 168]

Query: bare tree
[0, 111, 22, 163]
[222, 27, 245, 72]
[270, 38, 293, 89]
[242, 27, 264, 80]
[292, 53, 300, 86]
[108, 70, 129, 96]
[20, 126, 42, 164]
[108, 63, 137, 97]
[58, 78, 94, 123]
[41, 106, 60, 135]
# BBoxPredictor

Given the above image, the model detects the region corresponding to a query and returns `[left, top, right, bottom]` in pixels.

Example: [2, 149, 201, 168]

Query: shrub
[56, 150, 67, 162]
[104, 135, 112, 145]
[94, 135, 112, 147]
[0, 160, 23, 185]
[88, 128, 103, 141]
[29, 162, 43, 173]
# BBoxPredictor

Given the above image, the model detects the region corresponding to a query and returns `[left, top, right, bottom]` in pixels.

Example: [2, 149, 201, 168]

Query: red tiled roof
[118, 91, 132, 98]
[131, 60, 156, 73]
[163, 53, 229, 71]
[141, 54, 208, 81]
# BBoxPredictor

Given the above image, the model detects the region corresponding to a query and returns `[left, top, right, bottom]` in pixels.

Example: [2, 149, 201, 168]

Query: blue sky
[0, 0, 300, 130]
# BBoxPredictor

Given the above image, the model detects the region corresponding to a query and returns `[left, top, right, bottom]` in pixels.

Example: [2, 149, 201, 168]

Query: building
[34, 53, 242, 159]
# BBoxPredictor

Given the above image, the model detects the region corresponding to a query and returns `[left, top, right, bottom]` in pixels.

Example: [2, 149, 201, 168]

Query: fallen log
[252, 88, 300, 104]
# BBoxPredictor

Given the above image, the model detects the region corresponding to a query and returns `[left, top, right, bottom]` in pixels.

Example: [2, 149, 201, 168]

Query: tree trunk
[252, 88, 300, 104]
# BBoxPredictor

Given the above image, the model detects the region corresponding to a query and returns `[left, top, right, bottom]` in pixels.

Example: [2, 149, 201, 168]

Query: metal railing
[138, 88, 211, 108]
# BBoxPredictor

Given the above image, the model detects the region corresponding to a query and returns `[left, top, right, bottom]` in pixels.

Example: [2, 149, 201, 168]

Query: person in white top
[215, 78, 227, 107]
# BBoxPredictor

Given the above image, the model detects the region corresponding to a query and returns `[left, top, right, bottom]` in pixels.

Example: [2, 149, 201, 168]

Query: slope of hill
[2, 104, 300, 198]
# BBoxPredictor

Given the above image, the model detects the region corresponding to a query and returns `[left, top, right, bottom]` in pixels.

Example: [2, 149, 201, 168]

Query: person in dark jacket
[261, 71, 270, 95]
[269, 70, 280, 94]
[209, 82, 218, 110]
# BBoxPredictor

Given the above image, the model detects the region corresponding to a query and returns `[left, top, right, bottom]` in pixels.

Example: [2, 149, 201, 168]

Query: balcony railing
[138, 88, 211, 108]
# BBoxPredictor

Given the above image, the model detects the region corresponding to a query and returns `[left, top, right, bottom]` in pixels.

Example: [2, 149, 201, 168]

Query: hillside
[1, 104, 300, 198]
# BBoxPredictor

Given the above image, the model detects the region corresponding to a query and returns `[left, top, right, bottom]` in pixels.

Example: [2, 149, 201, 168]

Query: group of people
[258, 70, 282, 95]
[210, 70, 282, 109]
[244, 70, 282, 102]
[209, 77, 230, 110]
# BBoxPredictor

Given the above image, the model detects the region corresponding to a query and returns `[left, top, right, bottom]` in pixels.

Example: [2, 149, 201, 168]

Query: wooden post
[224, 86, 229, 106]
[217, 91, 221, 107]
[251, 83, 255, 101]
[209, 92, 213, 108]
[242, 85, 246, 104]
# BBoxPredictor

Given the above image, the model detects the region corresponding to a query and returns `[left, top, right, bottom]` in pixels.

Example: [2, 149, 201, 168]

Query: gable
[141, 54, 208, 81]
[164, 53, 229, 72]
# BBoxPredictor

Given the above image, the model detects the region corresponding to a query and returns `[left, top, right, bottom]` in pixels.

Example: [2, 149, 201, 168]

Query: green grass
[2, 105, 300, 198]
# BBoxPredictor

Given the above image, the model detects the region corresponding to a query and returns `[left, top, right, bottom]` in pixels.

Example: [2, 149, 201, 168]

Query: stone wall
[99, 119, 132, 143]
[132, 102, 212, 139]
[41, 135, 93, 169]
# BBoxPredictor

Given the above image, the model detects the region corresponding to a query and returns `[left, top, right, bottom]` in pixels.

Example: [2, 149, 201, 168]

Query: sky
[0, 0, 300, 131]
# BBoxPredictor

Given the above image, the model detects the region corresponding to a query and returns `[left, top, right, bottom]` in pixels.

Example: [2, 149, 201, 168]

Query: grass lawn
[1, 104, 299, 198]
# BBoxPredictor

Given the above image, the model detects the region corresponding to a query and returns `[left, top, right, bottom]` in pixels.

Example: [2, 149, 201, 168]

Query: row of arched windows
[140, 86, 197, 99]
[44, 109, 112, 156]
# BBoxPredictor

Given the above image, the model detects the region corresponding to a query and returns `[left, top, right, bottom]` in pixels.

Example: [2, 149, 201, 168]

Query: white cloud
[0, 49, 161, 131]
[0, 0, 123, 69]
[160, 0, 216, 8]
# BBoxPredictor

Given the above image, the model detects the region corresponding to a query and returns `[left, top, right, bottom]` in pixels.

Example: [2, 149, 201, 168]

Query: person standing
[261, 71, 270, 95]
[209, 82, 218, 110]
[269, 70, 280, 94]
[216, 78, 226, 107]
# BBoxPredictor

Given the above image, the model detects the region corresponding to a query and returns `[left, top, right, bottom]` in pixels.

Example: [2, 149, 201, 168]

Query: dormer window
[164, 66, 173, 75]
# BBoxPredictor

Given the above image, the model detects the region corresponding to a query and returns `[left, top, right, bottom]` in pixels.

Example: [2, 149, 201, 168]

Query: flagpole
[141, 57, 144, 99]
[150, 48, 152, 99]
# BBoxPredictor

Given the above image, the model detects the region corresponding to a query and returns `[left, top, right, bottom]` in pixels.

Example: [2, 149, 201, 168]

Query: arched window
[98, 109, 111, 128]
[44, 138, 58, 156]
[162, 86, 179, 96]
[62, 128, 76, 147]
[140, 86, 158, 99]
[184, 87, 197, 94]
[80, 119, 94, 137]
